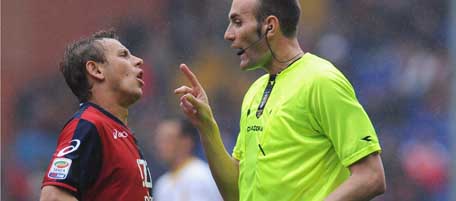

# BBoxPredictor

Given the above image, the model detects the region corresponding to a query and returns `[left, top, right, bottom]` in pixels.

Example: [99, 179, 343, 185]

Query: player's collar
[81, 102, 128, 129]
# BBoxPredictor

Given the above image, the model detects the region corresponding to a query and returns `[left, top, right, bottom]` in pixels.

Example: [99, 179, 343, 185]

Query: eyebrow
[229, 13, 240, 20]
[118, 48, 130, 54]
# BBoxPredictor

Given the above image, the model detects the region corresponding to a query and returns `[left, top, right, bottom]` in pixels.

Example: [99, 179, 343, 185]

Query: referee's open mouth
[236, 48, 245, 56]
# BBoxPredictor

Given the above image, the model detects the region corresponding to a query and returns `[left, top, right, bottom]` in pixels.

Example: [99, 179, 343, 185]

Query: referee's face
[225, 0, 271, 71]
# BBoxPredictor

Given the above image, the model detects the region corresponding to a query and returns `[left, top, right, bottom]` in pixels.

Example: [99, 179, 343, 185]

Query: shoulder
[67, 103, 118, 135]
[295, 53, 352, 91]
[240, 73, 269, 108]
[299, 53, 345, 82]
[181, 159, 213, 181]
[155, 172, 172, 186]
[57, 105, 104, 145]
[185, 159, 211, 174]
[275, 53, 351, 99]
[78, 106, 107, 127]
[245, 74, 269, 95]
[61, 103, 104, 129]
[59, 117, 98, 139]
[251, 73, 270, 87]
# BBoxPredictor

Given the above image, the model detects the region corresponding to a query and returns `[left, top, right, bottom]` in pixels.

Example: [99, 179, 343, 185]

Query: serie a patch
[48, 158, 72, 180]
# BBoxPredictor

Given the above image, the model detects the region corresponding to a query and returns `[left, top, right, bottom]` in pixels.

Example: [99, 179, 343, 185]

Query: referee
[175, 0, 386, 200]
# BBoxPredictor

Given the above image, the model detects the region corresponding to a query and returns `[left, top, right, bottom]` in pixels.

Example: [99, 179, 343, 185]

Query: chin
[240, 53, 271, 71]
[132, 92, 143, 102]
[123, 91, 143, 106]
[241, 61, 263, 71]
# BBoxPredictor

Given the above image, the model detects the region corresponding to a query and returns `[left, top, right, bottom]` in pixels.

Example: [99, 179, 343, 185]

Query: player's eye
[120, 50, 130, 57]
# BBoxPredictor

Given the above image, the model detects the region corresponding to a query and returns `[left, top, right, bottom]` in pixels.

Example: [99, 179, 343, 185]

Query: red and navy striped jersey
[42, 102, 153, 201]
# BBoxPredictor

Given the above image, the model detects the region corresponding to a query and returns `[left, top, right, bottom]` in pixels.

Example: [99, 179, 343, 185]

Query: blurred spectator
[400, 132, 450, 201]
[152, 118, 222, 201]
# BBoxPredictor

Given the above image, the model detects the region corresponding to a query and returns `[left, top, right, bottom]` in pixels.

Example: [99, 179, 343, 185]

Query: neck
[171, 155, 193, 172]
[264, 38, 303, 75]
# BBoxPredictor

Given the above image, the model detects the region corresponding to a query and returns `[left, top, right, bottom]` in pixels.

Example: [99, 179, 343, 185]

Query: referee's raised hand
[174, 64, 215, 129]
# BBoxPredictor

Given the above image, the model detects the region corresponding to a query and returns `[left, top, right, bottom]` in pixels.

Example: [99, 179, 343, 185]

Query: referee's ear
[86, 60, 105, 81]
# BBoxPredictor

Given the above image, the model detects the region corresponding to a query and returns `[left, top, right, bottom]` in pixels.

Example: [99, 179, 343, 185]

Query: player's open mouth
[136, 72, 144, 86]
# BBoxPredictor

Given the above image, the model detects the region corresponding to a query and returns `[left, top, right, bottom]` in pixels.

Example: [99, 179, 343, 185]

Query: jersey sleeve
[310, 70, 381, 167]
[42, 118, 102, 198]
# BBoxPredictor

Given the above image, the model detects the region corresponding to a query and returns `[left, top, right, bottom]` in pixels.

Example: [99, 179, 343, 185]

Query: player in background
[152, 118, 223, 201]
[175, 0, 386, 200]
[40, 30, 153, 201]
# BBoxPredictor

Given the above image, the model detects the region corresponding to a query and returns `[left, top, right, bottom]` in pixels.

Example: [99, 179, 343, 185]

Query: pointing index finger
[180, 64, 201, 88]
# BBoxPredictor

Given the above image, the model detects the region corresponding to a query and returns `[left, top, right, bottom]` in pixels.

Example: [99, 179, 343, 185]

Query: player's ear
[86, 61, 105, 81]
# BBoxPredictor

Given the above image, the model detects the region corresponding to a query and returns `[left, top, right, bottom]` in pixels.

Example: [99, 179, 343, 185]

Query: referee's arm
[175, 64, 240, 201]
[324, 153, 386, 201]
[197, 118, 240, 201]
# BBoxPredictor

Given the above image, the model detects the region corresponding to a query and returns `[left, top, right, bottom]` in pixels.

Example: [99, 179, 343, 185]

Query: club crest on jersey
[48, 158, 72, 180]
[113, 128, 128, 139]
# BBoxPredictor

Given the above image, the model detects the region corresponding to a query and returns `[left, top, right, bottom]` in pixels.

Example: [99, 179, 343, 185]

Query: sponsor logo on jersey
[48, 158, 72, 180]
[113, 128, 129, 139]
[54, 160, 70, 168]
[57, 139, 81, 157]
[247, 125, 263, 133]
[361, 135, 372, 142]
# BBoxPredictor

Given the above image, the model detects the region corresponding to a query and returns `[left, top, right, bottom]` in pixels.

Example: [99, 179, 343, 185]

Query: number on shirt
[137, 159, 153, 188]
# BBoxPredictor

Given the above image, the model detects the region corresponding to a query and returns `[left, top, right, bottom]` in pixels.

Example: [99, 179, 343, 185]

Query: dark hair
[179, 118, 199, 145]
[255, 0, 300, 37]
[60, 30, 119, 102]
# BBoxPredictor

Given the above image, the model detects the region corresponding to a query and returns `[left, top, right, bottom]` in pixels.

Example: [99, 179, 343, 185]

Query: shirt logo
[48, 158, 72, 180]
[113, 129, 128, 139]
[57, 139, 81, 157]
[361, 136, 372, 142]
[247, 125, 263, 133]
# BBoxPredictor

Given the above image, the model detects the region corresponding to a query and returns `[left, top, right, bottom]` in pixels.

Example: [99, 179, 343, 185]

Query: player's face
[224, 0, 271, 71]
[154, 121, 181, 165]
[99, 39, 144, 106]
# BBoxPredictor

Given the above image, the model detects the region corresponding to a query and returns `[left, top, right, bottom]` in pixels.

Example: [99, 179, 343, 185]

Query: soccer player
[39, 30, 153, 201]
[174, 0, 386, 201]
[152, 118, 222, 201]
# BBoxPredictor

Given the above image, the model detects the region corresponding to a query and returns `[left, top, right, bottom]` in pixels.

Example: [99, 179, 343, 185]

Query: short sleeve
[42, 119, 102, 198]
[310, 71, 381, 167]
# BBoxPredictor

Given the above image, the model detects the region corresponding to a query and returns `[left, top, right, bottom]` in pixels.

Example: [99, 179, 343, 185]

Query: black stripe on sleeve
[63, 119, 102, 199]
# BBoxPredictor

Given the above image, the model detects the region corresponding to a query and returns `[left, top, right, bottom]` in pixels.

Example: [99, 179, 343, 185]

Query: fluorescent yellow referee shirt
[232, 53, 381, 201]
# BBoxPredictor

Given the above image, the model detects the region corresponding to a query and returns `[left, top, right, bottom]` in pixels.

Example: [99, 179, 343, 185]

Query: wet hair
[60, 29, 119, 102]
[255, 0, 300, 37]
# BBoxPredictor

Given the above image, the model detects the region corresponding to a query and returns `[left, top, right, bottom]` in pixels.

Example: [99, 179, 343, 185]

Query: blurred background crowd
[2, 0, 452, 200]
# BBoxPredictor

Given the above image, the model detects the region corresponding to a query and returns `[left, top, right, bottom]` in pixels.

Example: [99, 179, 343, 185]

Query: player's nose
[133, 55, 143, 67]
